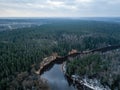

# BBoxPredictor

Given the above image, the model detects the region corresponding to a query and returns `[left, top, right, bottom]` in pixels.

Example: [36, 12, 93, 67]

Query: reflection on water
[41, 64, 76, 90]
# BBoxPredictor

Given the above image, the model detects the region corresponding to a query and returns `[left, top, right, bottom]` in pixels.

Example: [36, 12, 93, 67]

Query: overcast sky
[0, 0, 120, 17]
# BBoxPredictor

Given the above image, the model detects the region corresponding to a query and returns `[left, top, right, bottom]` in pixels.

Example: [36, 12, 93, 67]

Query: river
[41, 64, 76, 90]
[39, 45, 120, 90]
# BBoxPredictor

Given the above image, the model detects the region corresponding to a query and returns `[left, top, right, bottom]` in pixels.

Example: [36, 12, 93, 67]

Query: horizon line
[0, 16, 120, 19]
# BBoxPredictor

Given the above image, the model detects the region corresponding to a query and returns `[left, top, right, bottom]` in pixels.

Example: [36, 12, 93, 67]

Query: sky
[0, 0, 120, 17]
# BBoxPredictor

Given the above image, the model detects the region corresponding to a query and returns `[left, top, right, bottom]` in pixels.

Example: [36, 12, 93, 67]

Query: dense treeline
[0, 19, 120, 89]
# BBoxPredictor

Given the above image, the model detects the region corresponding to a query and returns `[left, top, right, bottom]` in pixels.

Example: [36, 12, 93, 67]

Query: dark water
[41, 64, 76, 90]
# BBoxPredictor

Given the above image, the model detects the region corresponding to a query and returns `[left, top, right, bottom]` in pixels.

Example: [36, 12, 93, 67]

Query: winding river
[38, 45, 120, 90]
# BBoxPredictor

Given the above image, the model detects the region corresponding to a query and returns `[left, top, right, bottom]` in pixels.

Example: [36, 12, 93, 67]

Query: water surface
[41, 64, 76, 90]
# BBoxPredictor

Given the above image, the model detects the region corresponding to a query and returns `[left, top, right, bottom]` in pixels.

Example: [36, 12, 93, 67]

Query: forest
[66, 50, 120, 89]
[0, 19, 120, 89]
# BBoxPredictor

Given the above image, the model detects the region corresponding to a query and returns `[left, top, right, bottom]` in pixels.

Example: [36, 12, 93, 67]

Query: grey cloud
[0, 0, 120, 17]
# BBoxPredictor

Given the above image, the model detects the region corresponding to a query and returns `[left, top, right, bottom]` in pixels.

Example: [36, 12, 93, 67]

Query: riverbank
[62, 62, 110, 90]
